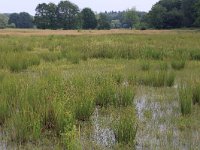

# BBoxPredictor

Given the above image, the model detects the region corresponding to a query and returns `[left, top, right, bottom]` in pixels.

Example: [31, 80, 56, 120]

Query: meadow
[0, 29, 200, 149]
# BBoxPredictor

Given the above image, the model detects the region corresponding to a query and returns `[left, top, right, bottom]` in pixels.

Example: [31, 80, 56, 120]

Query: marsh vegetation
[0, 29, 200, 149]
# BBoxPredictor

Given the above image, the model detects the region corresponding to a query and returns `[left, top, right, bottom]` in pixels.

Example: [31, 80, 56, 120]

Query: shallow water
[92, 108, 116, 148]
[0, 132, 6, 150]
[135, 93, 200, 150]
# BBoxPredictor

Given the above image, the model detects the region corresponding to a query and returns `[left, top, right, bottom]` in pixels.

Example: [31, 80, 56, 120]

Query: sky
[0, 0, 159, 15]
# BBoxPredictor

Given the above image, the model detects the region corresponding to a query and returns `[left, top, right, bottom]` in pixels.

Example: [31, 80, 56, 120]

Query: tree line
[0, 0, 200, 29]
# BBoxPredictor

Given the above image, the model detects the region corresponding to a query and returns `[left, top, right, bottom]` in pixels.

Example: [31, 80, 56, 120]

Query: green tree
[0, 14, 8, 29]
[57, 1, 80, 29]
[123, 8, 139, 29]
[163, 8, 183, 28]
[9, 12, 33, 28]
[8, 13, 19, 27]
[147, 4, 167, 29]
[181, 0, 198, 27]
[35, 3, 57, 29]
[97, 13, 110, 30]
[17, 12, 33, 28]
[194, 0, 200, 26]
[81, 8, 97, 29]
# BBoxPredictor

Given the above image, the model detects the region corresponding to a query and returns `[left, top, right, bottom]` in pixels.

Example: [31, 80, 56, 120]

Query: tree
[57, 1, 80, 29]
[8, 13, 19, 27]
[81, 8, 97, 29]
[97, 13, 110, 30]
[34, 3, 57, 29]
[194, 0, 200, 26]
[123, 8, 139, 29]
[18, 12, 33, 28]
[181, 0, 198, 27]
[147, 4, 167, 29]
[9, 12, 33, 28]
[0, 14, 8, 29]
[163, 8, 183, 28]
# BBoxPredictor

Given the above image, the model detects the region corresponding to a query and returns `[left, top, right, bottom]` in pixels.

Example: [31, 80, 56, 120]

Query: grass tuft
[178, 84, 192, 115]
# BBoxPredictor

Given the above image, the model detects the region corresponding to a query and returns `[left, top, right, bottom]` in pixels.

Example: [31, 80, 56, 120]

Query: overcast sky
[0, 0, 159, 15]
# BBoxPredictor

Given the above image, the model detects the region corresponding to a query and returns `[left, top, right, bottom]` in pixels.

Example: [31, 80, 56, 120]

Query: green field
[0, 29, 200, 149]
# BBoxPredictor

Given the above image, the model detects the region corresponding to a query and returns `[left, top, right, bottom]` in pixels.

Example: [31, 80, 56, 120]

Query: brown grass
[0, 28, 180, 36]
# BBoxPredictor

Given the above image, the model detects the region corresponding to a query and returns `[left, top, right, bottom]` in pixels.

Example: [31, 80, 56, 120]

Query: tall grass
[95, 79, 116, 107]
[115, 85, 135, 107]
[178, 85, 192, 115]
[137, 71, 175, 87]
[140, 60, 150, 71]
[113, 107, 137, 145]
[192, 83, 200, 105]
[8, 53, 40, 72]
[73, 93, 95, 121]
[171, 60, 186, 70]
[190, 49, 200, 60]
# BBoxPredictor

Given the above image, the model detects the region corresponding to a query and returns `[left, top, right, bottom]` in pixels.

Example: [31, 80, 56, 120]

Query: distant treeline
[0, 0, 200, 29]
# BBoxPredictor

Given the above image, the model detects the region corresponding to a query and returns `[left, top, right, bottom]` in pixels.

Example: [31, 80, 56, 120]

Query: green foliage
[124, 8, 139, 29]
[0, 14, 8, 29]
[57, 1, 80, 29]
[35, 3, 57, 29]
[97, 13, 111, 30]
[9, 12, 33, 28]
[81, 8, 97, 29]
